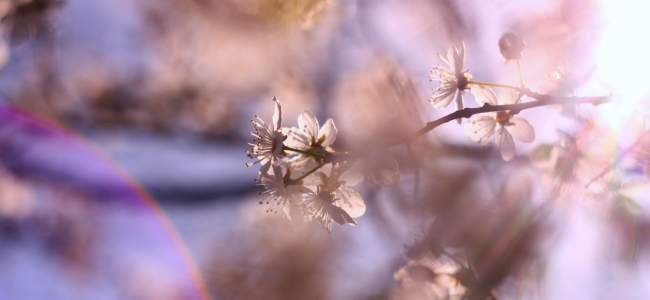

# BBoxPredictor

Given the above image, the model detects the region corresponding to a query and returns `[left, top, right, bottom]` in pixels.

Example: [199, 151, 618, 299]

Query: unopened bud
[498, 32, 526, 63]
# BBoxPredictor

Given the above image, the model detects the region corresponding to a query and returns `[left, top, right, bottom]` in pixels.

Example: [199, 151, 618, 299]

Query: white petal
[465, 115, 496, 143]
[283, 127, 311, 148]
[271, 96, 282, 131]
[318, 119, 338, 147]
[455, 92, 464, 111]
[495, 126, 515, 161]
[258, 160, 272, 179]
[272, 132, 284, 157]
[471, 85, 498, 106]
[287, 185, 314, 197]
[446, 45, 456, 71]
[507, 117, 535, 143]
[499, 88, 518, 105]
[430, 86, 456, 109]
[335, 187, 366, 218]
[272, 163, 285, 194]
[340, 162, 365, 186]
[298, 110, 319, 141]
[283, 203, 292, 221]
[455, 92, 464, 124]
[302, 163, 331, 188]
[454, 43, 465, 74]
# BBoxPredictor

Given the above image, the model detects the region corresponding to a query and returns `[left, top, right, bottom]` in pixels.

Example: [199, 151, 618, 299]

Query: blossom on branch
[257, 163, 314, 221]
[246, 96, 286, 182]
[283, 110, 338, 171]
[429, 43, 472, 113]
[302, 163, 366, 232]
[465, 86, 535, 161]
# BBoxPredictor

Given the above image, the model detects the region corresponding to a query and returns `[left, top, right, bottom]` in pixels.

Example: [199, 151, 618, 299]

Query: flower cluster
[246, 96, 365, 233]
[429, 44, 536, 160]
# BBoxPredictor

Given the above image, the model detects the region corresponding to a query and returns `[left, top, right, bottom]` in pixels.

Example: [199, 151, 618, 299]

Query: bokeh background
[1, 0, 649, 299]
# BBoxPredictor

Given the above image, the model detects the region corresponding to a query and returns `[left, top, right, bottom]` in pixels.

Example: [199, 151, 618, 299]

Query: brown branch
[382, 89, 609, 148]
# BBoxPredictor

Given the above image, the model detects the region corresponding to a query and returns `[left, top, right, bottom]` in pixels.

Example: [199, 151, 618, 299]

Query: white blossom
[429, 43, 472, 113]
[465, 87, 535, 161]
[246, 96, 285, 182]
[302, 188, 357, 233]
[302, 163, 365, 232]
[283, 110, 338, 171]
[257, 163, 314, 221]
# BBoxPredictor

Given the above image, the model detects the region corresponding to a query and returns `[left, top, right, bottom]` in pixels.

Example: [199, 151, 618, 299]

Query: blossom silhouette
[246, 96, 286, 182]
[302, 163, 365, 232]
[257, 163, 313, 220]
[283, 110, 338, 171]
[465, 87, 535, 161]
[429, 43, 472, 112]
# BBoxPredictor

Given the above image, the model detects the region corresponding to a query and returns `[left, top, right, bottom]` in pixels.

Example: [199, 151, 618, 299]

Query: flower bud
[498, 32, 526, 63]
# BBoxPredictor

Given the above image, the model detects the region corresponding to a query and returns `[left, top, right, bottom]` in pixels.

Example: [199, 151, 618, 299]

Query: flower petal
[318, 119, 338, 147]
[499, 88, 519, 105]
[446, 45, 456, 71]
[298, 110, 319, 141]
[430, 86, 456, 109]
[507, 117, 535, 143]
[272, 96, 282, 131]
[471, 85, 498, 106]
[454, 43, 465, 74]
[363, 152, 400, 186]
[340, 168, 364, 187]
[273, 131, 284, 157]
[258, 160, 272, 180]
[272, 163, 285, 194]
[465, 115, 496, 143]
[284, 127, 311, 148]
[495, 125, 516, 161]
[335, 187, 366, 218]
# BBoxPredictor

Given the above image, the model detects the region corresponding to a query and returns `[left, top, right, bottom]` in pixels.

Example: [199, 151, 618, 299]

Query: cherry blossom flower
[302, 187, 357, 233]
[429, 43, 472, 112]
[302, 163, 366, 232]
[283, 110, 338, 171]
[257, 163, 314, 221]
[246, 96, 286, 182]
[465, 87, 535, 161]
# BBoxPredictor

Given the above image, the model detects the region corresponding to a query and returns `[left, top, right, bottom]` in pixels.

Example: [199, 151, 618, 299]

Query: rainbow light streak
[0, 104, 210, 300]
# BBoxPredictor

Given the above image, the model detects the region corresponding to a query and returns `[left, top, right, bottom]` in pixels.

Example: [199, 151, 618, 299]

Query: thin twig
[383, 90, 608, 148]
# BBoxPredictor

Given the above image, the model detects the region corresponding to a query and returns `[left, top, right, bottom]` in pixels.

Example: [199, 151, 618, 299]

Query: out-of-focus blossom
[361, 150, 400, 186]
[246, 96, 286, 181]
[465, 87, 535, 161]
[429, 43, 471, 112]
[284, 110, 338, 171]
[393, 254, 465, 299]
[498, 32, 526, 63]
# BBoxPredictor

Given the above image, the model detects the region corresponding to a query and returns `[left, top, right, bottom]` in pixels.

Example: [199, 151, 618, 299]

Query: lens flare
[0, 105, 210, 300]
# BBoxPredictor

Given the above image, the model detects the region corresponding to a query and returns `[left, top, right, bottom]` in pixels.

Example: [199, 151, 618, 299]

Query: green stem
[468, 80, 520, 91]
[291, 163, 325, 184]
[283, 145, 325, 158]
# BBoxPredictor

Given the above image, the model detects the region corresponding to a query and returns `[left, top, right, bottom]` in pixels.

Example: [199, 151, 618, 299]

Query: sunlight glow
[596, 0, 650, 132]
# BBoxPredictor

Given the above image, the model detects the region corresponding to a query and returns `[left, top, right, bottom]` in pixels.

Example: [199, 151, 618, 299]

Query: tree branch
[382, 90, 609, 148]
